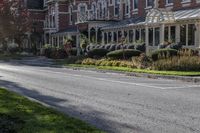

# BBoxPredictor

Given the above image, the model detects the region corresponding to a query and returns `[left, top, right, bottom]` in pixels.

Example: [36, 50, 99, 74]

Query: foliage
[69, 48, 78, 56]
[87, 48, 109, 58]
[107, 49, 141, 59]
[151, 49, 178, 61]
[166, 42, 183, 50]
[43, 45, 67, 59]
[135, 43, 146, 52]
[80, 34, 89, 50]
[178, 48, 199, 56]
[132, 53, 152, 69]
[152, 56, 200, 71]
[81, 58, 137, 68]
[0, 0, 30, 48]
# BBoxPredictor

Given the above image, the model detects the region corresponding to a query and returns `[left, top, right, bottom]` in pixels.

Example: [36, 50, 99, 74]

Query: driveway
[0, 57, 200, 133]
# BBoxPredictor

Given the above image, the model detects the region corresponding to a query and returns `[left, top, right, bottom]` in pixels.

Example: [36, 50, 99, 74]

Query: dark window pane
[188, 24, 195, 46]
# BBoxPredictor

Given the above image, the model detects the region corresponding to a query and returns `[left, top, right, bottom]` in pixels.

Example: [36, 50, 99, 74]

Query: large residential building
[3, 0, 200, 53]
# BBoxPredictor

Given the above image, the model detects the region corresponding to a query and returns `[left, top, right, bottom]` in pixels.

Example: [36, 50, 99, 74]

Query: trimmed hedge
[107, 49, 141, 59]
[151, 49, 178, 61]
[87, 48, 109, 58]
[135, 43, 146, 52]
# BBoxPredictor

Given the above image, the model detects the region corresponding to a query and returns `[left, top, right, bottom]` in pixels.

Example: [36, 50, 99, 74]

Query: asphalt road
[0, 57, 200, 133]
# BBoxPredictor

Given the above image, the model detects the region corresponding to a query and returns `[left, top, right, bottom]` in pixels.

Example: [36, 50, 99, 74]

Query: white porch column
[63, 36, 65, 45]
[145, 25, 149, 54]
[51, 36, 54, 47]
[88, 27, 91, 44]
[126, 30, 129, 43]
[133, 29, 136, 43]
[175, 25, 180, 43]
[117, 31, 119, 43]
[106, 32, 109, 44]
[57, 36, 60, 47]
[160, 23, 165, 45]
[76, 34, 81, 56]
[111, 31, 114, 43]
[102, 32, 105, 44]
[95, 27, 98, 44]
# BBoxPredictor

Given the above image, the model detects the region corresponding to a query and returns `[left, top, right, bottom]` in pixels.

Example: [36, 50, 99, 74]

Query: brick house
[1, 0, 200, 53]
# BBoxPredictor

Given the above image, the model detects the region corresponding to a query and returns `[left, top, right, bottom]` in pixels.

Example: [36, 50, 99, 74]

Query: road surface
[0, 57, 200, 133]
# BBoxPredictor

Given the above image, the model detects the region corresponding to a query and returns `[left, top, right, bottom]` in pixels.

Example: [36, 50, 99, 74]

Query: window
[114, 0, 120, 16]
[180, 24, 197, 46]
[135, 29, 140, 42]
[133, 0, 138, 10]
[146, 0, 153, 8]
[166, 0, 173, 5]
[148, 28, 153, 46]
[188, 24, 195, 46]
[165, 26, 176, 43]
[125, 0, 130, 16]
[181, 0, 191, 3]
[155, 28, 160, 46]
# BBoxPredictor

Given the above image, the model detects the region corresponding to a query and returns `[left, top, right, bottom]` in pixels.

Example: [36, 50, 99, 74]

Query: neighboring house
[1, 0, 200, 53]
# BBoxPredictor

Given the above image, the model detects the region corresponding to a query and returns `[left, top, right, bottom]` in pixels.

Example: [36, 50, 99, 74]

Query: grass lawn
[0, 88, 103, 133]
[0, 54, 27, 61]
[66, 64, 200, 76]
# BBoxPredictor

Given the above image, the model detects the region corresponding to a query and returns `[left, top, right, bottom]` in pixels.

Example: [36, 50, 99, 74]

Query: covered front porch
[101, 8, 200, 53]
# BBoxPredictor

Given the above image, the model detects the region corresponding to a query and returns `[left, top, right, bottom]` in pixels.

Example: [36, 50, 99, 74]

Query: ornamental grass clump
[132, 53, 152, 69]
[152, 56, 200, 71]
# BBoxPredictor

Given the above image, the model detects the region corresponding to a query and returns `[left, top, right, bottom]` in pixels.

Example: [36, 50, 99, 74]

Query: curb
[64, 66, 200, 83]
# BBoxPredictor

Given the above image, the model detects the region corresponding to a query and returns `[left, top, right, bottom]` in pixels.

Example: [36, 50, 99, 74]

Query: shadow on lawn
[0, 79, 146, 133]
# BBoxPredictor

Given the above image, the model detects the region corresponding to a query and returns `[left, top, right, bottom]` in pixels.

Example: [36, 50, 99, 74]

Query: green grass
[0, 54, 27, 61]
[0, 88, 103, 133]
[66, 64, 200, 76]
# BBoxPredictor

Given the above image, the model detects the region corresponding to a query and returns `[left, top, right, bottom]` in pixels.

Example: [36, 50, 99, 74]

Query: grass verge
[0, 54, 29, 61]
[66, 64, 200, 76]
[0, 88, 103, 133]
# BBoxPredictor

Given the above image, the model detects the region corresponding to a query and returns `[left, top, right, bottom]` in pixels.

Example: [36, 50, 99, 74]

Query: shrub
[107, 49, 141, 59]
[151, 49, 178, 61]
[99, 45, 106, 49]
[69, 48, 77, 56]
[82, 58, 96, 65]
[109, 44, 117, 51]
[105, 44, 112, 50]
[166, 43, 182, 50]
[179, 48, 199, 56]
[158, 44, 167, 49]
[50, 47, 67, 59]
[87, 48, 109, 58]
[152, 56, 200, 71]
[135, 43, 145, 52]
[132, 53, 152, 69]
[126, 44, 135, 49]
[81, 58, 137, 68]
[115, 44, 121, 50]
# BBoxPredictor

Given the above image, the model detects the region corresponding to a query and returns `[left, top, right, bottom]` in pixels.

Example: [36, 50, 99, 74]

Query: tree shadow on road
[0, 79, 147, 133]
